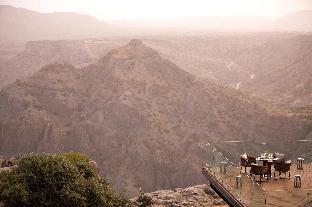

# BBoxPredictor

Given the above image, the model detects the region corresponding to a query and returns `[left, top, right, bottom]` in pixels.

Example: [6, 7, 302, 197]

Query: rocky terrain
[132, 185, 228, 207]
[0, 39, 127, 89]
[1, 6, 311, 111]
[144, 34, 312, 108]
[2, 33, 311, 109]
[0, 40, 310, 196]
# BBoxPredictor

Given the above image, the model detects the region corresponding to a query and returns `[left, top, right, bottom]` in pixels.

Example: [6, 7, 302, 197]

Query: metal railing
[201, 142, 312, 207]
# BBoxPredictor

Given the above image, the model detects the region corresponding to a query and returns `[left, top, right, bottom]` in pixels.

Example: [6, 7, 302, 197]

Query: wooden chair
[250, 164, 269, 183]
[274, 160, 291, 180]
[273, 153, 286, 164]
[241, 155, 256, 172]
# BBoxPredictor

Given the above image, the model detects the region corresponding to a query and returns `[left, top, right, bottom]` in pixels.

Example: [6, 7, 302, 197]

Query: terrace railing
[201, 141, 312, 207]
[202, 142, 267, 207]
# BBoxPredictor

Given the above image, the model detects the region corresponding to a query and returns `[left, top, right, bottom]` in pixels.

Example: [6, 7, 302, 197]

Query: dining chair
[240, 154, 256, 172]
[274, 160, 291, 180]
[250, 163, 269, 183]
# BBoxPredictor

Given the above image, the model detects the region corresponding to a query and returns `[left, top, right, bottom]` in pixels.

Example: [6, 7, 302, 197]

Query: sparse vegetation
[135, 194, 153, 207]
[0, 153, 130, 207]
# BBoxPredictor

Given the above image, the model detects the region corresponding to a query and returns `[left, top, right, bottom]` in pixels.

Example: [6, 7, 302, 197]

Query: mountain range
[144, 34, 312, 108]
[1, 33, 311, 109]
[0, 39, 128, 89]
[0, 5, 115, 41]
[1, 5, 312, 42]
[0, 40, 310, 195]
[114, 10, 312, 32]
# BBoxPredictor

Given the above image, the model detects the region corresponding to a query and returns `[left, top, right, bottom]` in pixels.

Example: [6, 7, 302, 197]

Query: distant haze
[1, 0, 312, 20]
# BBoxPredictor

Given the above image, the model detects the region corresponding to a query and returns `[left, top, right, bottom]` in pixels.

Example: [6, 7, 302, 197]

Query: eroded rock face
[0, 40, 310, 196]
[132, 184, 228, 207]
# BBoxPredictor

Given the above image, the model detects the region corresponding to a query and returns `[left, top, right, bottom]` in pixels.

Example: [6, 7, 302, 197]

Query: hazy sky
[1, 0, 312, 20]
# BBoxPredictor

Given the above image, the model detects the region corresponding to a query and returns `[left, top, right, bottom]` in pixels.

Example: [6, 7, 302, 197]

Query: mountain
[0, 5, 311, 43]
[0, 5, 115, 41]
[0, 40, 310, 195]
[275, 10, 312, 32]
[142, 33, 312, 108]
[2, 33, 311, 109]
[0, 39, 127, 90]
[109, 10, 312, 32]
[110, 16, 271, 31]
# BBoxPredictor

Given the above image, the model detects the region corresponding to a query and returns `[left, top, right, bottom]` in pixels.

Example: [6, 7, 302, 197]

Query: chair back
[241, 157, 248, 166]
[248, 156, 256, 164]
[273, 153, 286, 164]
[274, 160, 291, 173]
[241, 155, 256, 167]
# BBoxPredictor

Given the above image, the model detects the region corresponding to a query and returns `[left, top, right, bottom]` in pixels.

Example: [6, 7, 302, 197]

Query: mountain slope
[0, 39, 127, 90]
[0, 40, 310, 195]
[3, 33, 311, 108]
[0, 5, 114, 41]
[143, 34, 312, 108]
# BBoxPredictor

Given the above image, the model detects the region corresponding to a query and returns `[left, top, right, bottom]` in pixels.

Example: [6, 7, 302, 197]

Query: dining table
[256, 156, 279, 178]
